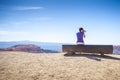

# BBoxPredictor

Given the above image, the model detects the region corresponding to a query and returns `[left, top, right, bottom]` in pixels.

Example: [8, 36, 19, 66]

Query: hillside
[0, 44, 43, 53]
[0, 41, 63, 51]
[0, 51, 120, 80]
[0, 44, 59, 53]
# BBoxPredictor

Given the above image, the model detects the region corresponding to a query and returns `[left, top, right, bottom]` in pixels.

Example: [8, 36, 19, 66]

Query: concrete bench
[62, 45, 113, 56]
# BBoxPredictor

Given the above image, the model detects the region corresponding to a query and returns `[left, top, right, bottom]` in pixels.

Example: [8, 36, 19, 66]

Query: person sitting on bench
[76, 27, 86, 45]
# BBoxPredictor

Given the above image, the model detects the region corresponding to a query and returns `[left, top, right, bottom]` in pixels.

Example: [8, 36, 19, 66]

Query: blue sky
[0, 0, 120, 45]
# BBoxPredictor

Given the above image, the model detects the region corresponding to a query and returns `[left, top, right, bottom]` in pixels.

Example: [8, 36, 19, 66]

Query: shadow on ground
[64, 53, 120, 61]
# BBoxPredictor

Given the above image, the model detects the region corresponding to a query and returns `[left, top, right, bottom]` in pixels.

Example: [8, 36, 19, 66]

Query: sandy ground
[0, 51, 120, 80]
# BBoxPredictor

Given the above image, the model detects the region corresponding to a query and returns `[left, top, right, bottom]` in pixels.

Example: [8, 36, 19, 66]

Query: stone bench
[62, 45, 113, 56]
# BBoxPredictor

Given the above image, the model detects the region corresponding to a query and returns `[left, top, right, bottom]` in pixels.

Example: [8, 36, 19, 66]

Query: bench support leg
[67, 51, 75, 55]
[100, 53, 104, 56]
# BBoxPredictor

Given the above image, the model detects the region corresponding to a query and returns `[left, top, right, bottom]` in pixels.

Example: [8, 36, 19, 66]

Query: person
[76, 27, 86, 45]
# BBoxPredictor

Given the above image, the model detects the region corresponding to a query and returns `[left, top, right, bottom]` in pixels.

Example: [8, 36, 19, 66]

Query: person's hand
[84, 30, 86, 32]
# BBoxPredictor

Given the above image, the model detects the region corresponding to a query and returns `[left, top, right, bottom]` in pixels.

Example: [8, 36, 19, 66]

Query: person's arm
[83, 33, 86, 38]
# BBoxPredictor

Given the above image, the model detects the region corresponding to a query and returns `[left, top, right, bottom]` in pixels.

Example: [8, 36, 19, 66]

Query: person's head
[79, 27, 84, 32]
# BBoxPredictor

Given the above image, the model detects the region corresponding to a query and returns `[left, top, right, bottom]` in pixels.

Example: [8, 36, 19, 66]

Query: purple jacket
[76, 32, 84, 42]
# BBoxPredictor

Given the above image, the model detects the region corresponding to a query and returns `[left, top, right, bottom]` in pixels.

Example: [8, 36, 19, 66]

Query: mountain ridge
[0, 44, 42, 53]
[0, 41, 67, 52]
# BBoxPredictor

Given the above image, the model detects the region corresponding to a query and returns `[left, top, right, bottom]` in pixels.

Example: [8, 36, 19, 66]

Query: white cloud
[0, 30, 30, 41]
[0, 30, 27, 35]
[30, 17, 52, 21]
[10, 21, 29, 25]
[0, 31, 8, 35]
[13, 6, 44, 10]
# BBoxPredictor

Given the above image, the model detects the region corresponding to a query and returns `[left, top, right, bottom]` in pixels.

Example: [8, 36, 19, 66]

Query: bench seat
[62, 45, 113, 55]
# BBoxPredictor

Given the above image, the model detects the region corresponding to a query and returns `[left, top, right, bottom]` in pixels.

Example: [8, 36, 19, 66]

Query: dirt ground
[0, 51, 120, 80]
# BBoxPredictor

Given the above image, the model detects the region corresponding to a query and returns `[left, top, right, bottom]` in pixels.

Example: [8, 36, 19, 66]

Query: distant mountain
[0, 44, 43, 53]
[0, 44, 59, 53]
[0, 41, 64, 52]
[113, 45, 120, 54]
